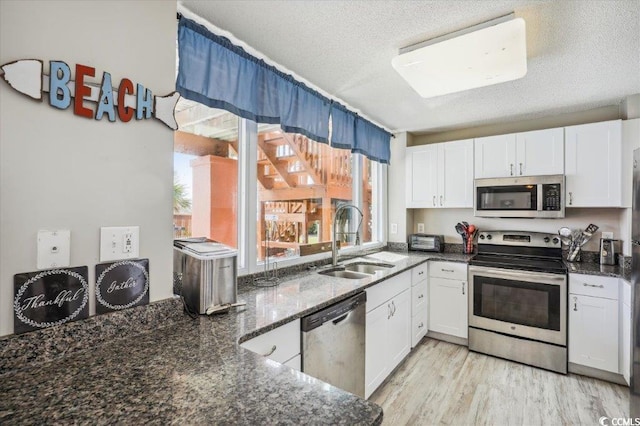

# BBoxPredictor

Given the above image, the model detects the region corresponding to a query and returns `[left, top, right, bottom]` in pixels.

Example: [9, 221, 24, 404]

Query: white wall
[0, 0, 177, 336]
[388, 132, 413, 243]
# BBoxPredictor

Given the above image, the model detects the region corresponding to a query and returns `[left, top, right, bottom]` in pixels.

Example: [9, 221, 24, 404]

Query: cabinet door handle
[418, 322, 424, 329]
[418, 271, 424, 275]
[573, 297, 578, 311]
[583, 283, 604, 288]
[569, 192, 573, 205]
[432, 195, 436, 207]
[263, 345, 277, 357]
[462, 282, 466, 295]
[388, 303, 391, 319]
[510, 163, 514, 176]
[519, 162, 523, 175]
[439, 195, 443, 206]
[391, 301, 396, 316]
[418, 294, 424, 299]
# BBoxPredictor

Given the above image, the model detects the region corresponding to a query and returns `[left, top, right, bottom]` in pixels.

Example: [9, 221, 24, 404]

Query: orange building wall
[190, 155, 238, 248]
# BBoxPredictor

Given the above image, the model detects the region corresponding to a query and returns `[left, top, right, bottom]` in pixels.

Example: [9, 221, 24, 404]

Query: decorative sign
[0, 59, 179, 129]
[95, 259, 149, 314]
[13, 267, 89, 335]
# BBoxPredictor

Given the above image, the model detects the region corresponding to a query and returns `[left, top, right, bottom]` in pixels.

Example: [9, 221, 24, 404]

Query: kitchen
[1, 0, 639, 424]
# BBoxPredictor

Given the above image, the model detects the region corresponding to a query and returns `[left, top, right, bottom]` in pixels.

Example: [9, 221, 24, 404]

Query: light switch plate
[37, 229, 71, 269]
[390, 223, 398, 234]
[100, 226, 139, 262]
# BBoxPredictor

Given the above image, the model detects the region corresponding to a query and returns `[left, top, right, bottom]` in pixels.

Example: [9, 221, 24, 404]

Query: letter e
[74, 64, 95, 119]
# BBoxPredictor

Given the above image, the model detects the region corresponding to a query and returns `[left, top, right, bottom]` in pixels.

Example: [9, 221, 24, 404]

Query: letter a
[95, 72, 116, 122]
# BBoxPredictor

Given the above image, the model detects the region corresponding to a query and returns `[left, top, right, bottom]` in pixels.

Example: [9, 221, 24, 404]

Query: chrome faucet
[332, 204, 364, 266]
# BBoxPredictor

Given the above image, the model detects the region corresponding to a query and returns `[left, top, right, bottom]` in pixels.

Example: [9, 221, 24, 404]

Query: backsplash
[412, 207, 628, 254]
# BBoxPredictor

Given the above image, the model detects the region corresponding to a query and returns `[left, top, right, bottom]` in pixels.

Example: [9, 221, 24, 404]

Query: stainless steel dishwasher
[301, 292, 366, 398]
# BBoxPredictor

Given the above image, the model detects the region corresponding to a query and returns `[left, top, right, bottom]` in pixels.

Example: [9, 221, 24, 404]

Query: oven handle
[468, 265, 566, 284]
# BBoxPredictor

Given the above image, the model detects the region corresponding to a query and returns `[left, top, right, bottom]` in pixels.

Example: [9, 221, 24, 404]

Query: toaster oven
[408, 234, 444, 252]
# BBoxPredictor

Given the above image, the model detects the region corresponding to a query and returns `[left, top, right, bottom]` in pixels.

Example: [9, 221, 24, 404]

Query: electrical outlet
[417, 223, 425, 233]
[100, 226, 139, 261]
[390, 223, 398, 234]
[37, 229, 71, 269]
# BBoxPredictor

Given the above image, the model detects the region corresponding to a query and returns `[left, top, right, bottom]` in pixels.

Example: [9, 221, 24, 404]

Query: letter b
[49, 61, 71, 109]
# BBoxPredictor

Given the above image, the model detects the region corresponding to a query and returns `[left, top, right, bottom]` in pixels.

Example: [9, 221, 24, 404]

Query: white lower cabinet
[568, 274, 619, 373]
[621, 279, 632, 385]
[283, 354, 301, 371]
[428, 261, 468, 339]
[240, 319, 301, 365]
[365, 271, 411, 398]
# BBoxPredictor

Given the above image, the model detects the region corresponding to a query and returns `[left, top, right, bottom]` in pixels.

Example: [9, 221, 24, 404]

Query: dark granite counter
[0, 251, 472, 425]
[565, 261, 631, 282]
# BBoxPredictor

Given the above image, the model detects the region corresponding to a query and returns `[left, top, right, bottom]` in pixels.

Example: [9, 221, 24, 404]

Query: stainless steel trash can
[173, 238, 238, 314]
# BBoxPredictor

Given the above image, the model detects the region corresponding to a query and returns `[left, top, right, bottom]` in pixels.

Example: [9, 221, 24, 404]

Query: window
[173, 100, 240, 251]
[174, 99, 386, 275]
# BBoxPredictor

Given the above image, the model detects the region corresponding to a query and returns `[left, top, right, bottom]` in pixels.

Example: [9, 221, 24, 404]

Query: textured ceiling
[179, 0, 640, 134]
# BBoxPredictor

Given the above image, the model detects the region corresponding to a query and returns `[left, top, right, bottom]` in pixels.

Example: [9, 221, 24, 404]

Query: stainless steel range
[468, 231, 568, 374]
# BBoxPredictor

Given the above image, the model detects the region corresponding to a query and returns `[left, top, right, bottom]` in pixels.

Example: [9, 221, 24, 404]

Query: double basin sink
[319, 261, 394, 279]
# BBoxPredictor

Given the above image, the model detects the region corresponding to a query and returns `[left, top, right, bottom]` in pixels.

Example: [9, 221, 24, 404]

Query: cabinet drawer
[429, 261, 467, 280]
[411, 310, 428, 347]
[240, 319, 301, 364]
[569, 274, 618, 300]
[411, 280, 427, 313]
[366, 270, 411, 312]
[412, 263, 428, 285]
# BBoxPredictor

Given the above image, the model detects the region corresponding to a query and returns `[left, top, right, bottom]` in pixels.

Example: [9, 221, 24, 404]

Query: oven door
[468, 265, 567, 346]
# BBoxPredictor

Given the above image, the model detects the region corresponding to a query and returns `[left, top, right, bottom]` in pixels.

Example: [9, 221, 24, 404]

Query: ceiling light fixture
[391, 14, 527, 98]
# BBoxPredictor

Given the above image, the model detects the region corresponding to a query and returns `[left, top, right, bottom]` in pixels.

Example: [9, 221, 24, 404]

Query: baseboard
[568, 363, 629, 386]
[426, 330, 468, 346]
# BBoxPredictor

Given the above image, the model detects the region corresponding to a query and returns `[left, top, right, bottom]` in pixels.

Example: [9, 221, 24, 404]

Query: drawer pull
[462, 282, 465, 295]
[418, 322, 424, 329]
[583, 283, 604, 288]
[418, 271, 424, 275]
[441, 268, 454, 273]
[418, 294, 424, 299]
[263, 345, 277, 357]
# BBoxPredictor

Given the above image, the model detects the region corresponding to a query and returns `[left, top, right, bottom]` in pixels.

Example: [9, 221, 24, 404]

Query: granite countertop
[0, 251, 472, 425]
[565, 261, 631, 282]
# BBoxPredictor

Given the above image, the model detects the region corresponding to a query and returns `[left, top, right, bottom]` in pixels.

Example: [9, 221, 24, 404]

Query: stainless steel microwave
[474, 175, 565, 218]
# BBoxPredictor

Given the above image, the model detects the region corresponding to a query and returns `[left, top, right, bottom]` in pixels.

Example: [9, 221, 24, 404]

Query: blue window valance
[177, 16, 391, 164]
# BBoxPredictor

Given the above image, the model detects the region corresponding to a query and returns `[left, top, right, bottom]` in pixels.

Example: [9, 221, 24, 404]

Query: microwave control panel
[541, 184, 562, 211]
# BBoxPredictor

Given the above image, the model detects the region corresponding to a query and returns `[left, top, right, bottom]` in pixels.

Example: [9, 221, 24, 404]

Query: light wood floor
[370, 338, 630, 425]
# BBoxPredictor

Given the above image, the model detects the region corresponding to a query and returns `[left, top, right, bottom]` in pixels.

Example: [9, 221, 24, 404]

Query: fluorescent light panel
[392, 17, 527, 98]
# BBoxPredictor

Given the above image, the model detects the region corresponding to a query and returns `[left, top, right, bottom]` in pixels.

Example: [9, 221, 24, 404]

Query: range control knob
[543, 237, 550, 243]
[479, 234, 485, 240]
[486, 234, 492, 240]
[552, 237, 560, 244]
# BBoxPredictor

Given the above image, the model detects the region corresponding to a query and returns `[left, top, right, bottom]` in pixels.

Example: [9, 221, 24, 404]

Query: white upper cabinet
[475, 128, 564, 178]
[406, 139, 473, 208]
[565, 120, 622, 207]
[515, 128, 564, 176]
[474, 134, 516, 178]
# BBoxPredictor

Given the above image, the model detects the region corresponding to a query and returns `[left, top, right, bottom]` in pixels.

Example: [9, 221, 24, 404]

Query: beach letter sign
[0, 59, 179, 130]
